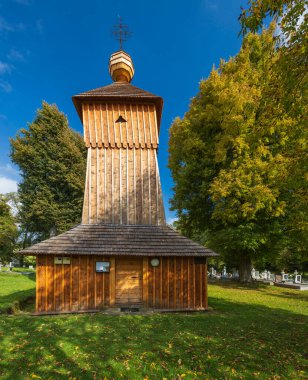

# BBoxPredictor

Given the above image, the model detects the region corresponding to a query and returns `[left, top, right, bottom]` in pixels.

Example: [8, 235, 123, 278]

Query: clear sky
[0, 0, 246, 223]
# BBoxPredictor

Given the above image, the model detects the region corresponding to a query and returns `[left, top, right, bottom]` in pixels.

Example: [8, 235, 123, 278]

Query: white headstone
[261, 270, 267, 279]
[251, 268, 256, 279]
[294, 274, 302, 284]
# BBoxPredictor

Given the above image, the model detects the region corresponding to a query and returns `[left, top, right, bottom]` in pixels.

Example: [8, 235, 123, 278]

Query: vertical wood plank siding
[81, 102, 165, 225]
[36, 255, 208, 313]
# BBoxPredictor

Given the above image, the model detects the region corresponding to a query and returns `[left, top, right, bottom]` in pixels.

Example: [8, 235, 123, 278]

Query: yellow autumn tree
[168, 26, 307, 281]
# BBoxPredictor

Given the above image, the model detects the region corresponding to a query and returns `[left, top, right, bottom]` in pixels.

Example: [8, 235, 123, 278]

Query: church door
[115, 257, 143, 305]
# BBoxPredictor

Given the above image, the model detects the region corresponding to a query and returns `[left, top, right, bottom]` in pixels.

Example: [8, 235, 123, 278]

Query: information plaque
[96, 261, 110, 273]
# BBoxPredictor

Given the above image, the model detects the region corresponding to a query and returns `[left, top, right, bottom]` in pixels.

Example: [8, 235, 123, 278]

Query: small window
[194, 258, 207, 265]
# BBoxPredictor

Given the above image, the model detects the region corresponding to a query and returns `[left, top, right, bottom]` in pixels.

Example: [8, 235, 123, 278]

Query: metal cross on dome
[112, 16, 132, 50]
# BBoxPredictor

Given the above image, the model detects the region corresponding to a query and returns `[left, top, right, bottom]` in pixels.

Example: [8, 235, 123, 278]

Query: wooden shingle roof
[20, 224, 218, 257]
[74, 82, 160, 98]
[72, 82, 163, 128]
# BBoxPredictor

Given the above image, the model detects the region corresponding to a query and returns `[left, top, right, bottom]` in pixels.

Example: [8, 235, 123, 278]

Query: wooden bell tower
[73, 50, 165, 225]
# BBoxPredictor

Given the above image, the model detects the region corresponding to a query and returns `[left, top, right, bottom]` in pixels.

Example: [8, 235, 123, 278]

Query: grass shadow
[0, 297, 307, 379]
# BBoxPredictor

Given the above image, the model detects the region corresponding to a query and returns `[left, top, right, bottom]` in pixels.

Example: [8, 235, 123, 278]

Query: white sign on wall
[96, 262, 110, 273]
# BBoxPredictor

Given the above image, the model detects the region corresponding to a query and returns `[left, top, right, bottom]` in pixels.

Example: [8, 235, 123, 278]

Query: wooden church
[21, 48, 218, 314]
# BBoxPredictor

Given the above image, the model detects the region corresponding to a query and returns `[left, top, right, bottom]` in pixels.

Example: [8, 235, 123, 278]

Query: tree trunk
[239, 254, 252, 282]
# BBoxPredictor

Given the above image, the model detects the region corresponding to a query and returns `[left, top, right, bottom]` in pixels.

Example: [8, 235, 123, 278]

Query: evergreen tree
[10, 102, 86, 240]
[0, 194, 17, 263]
[168, 27, 307, 281]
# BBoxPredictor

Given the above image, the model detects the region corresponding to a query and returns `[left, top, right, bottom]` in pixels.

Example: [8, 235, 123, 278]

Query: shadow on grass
[0, 297, 307, 380]
[0, 289, 35, 314]
[22, 273, 36, 282]
[209, 280, 269, 290]
[254, 290, 308, 302]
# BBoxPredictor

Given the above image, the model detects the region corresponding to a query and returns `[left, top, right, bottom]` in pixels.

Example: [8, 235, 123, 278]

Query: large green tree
[168, 26, 307, 281]
[0, 194, 17, 263]
[11, 102, 86, 240]
[240, 1, 307, 109]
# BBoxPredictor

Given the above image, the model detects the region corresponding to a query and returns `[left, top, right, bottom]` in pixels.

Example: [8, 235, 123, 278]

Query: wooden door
[116, 257, 142, 305]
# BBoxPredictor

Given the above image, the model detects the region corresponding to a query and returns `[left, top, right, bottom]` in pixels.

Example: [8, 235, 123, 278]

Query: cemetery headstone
[221, 266, 227, 279]
[294, 274, 302, 284]
[275, 274, 282, 283]
[261, 270, 268, 279]
[232, 270, 239, 279]
[251, 268, 256, 279]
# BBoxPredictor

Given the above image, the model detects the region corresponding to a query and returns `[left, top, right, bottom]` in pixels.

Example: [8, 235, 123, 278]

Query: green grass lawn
[0, 278, 307, 380]
[0, 272, 36, 313]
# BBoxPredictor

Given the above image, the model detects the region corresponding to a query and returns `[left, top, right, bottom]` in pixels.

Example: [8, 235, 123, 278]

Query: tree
[5, 192, 39, 267]
[240, 1, 307, 111]
[241, 0, 308, 271]
[168, 27, 307, 281]
[0, 194, 17, 263]
[239, 0, 307, 43]
[10, 102, 86, 240]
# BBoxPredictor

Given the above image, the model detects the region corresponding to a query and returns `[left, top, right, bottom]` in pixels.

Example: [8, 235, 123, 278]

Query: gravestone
[232, 270, 239, 279]
[275, 274, 282, 283]
[221, 266, 227, 278]
[261, 270, 268, 279]
[294, 273, 302, 284]
[251, 268, 256, 279]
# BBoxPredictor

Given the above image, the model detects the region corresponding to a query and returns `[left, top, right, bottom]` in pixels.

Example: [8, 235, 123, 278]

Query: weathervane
[112, 16, 132, 50]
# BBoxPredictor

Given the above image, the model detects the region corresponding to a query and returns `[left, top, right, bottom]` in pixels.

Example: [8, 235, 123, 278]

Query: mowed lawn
[0, 274, 307, 380]
[0, 272, 35, 313]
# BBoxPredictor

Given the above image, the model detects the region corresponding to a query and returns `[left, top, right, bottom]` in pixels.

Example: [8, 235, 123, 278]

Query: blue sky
[0, 0, 246, 223]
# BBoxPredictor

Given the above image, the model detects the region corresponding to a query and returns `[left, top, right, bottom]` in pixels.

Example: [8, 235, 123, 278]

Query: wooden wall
[82, 147, 165, 225]
[36, 255, 208, 313]
[81, 103, 159, 149]
[81, 102, 165, 225]
[143, 257, 208, 310]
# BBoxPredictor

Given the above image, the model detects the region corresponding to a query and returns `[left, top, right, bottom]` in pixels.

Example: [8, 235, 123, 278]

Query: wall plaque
[96, 261, 110, 273]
